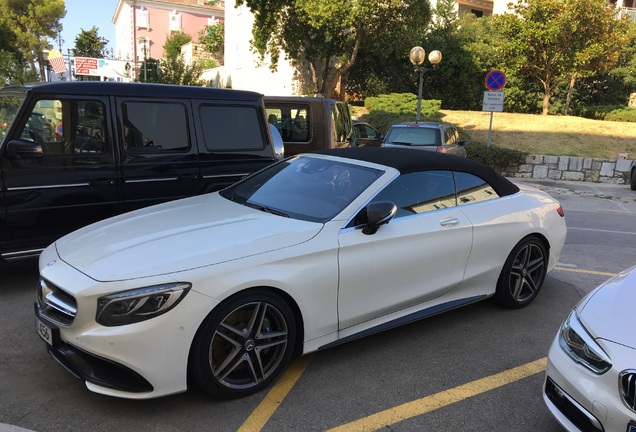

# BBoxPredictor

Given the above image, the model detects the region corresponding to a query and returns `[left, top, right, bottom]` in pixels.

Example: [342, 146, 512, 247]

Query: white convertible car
[35, 147, 566, 399]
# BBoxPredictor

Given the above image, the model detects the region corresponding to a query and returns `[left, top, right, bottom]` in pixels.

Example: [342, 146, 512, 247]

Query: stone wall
[505, 155, 633, 184]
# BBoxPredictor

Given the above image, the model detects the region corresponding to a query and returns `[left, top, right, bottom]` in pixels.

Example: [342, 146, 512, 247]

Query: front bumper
[543, 335, 636, 432]
[36, 304, 153, 393]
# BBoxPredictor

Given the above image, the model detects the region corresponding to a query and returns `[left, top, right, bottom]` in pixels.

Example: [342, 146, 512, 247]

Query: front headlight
[558, 310, 612, 374]
[96, 282, 191, 326]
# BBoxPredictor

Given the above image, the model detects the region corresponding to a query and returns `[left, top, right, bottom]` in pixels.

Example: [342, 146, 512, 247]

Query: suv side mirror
[6, 139, 44, 158]
[268, 124, 285, 160]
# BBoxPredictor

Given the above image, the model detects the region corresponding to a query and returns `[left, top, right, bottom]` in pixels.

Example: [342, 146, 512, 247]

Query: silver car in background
[382, 121, 469, 157]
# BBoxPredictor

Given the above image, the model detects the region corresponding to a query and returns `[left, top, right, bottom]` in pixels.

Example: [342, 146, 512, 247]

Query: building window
[136, 7, 149, 28]
[137, 37, 149, 60]
[169, 11, 182, 32]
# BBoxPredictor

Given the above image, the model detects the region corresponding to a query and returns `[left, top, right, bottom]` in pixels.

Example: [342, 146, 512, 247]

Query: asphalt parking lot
[1, 179, 635, 432]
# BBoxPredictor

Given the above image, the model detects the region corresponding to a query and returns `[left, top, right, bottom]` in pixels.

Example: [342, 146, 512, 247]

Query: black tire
[494, 237, 547, 309]
[630, 168, 636, 191]
[189, 290, 296, 399]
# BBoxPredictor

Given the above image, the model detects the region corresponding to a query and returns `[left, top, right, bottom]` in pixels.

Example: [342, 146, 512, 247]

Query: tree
[157, 56, 204, 86]
[237, 0, 432, 98]
[199, 21, 224, 65]
[0, 0, 65, 81]
[163, 32, 192, 59]
[73, 26, 110, 58]
[495, 0, 628, 115]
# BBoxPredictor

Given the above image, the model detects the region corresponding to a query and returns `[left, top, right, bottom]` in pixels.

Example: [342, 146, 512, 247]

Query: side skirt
[318, 295, 489, 350]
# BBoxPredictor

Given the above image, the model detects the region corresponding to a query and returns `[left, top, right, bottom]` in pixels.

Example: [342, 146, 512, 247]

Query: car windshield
[221, 155, 383, 223]
[385, 127, 440, 146]
[0, 93, 27, 144]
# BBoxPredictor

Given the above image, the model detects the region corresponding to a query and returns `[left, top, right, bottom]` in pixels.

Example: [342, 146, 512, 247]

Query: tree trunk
[564, 72, 577, 116]
[541, 75, 552, 115]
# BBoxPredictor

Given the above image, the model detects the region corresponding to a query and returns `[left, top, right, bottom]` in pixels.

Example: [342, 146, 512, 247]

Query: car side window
[200, 105, 266, 151]
[19, 99, 107, 155]
[122, 101, 189, 153]
[266, 105, 309, 142]
[454, 172, 500, 205]
[371, 170, 457, 218]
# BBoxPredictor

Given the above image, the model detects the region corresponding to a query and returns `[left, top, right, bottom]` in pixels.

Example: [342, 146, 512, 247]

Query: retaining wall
[505, 155, 633, 184]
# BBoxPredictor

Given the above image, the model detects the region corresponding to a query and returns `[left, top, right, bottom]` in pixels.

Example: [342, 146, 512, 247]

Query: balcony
[620, 6, 636, 20]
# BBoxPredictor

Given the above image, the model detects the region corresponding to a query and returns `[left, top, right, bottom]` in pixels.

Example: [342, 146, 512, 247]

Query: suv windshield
[221, 155, 383, 223]
[0, 92, 27, 144]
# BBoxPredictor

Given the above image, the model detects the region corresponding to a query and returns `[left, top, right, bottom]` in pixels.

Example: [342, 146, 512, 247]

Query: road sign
[485, 70, 506, 91]
[483, 91, 504, 112]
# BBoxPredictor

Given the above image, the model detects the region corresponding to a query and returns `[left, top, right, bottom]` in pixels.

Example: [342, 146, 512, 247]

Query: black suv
[0, 82, 283, 261]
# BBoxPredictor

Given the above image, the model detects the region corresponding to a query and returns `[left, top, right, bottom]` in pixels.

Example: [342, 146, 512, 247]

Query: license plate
[628, 421, 636, 432]
[35, 317, 54, 346]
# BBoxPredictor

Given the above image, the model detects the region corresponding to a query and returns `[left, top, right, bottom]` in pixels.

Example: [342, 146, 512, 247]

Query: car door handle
[440, 218, 459, 226]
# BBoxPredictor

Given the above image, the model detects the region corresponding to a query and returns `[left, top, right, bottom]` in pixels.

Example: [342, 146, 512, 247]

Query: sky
[58, 0, 118, 56]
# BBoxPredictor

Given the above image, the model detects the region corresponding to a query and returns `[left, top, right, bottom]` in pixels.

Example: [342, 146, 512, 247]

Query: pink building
[113, 0, 224, 78]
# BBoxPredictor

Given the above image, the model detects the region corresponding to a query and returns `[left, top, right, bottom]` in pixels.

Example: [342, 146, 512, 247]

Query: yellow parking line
[554, 266, 615, 277]
[237, 354, 314, 432]
[326, 358, 547, 432]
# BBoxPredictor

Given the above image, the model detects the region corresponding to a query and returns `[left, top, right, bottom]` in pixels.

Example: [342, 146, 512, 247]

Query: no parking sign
[485, 70, 506, 91]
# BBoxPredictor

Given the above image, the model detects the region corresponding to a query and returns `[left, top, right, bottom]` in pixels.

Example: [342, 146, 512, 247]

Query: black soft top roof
[314, 147, 520, 197]
[1, 81, 263, 101]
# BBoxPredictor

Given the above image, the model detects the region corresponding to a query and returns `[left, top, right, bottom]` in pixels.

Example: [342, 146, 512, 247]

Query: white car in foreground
[35, 147, 566, 400]
[544, 265, 636, 432]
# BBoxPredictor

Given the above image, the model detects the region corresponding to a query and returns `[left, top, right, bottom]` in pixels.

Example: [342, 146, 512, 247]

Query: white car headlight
[558, 310, 612, 374]
[96, 282, 191, 326]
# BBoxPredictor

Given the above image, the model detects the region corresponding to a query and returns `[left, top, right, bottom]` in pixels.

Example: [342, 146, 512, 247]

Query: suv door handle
[90, 179, 114, 187]
[178, 174, 199, 181]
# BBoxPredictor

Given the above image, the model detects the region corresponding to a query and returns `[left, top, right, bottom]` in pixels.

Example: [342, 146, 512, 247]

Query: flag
[47, 49, 66, 74]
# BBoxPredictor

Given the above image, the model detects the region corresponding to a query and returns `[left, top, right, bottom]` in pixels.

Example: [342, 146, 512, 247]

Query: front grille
[620, 370, 636, 412]
[37, 278, 77, 326]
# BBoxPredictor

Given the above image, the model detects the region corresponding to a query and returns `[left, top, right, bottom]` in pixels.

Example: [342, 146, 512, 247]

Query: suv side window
[19, 99, 107, 155]
[200, 105, 266, 151]
[454, 172, 500, 205]
[265, 105, 309, 143]
[371, 171, 456, 218]
[122, 101, 189, 152]
[330, 103, 348, 144]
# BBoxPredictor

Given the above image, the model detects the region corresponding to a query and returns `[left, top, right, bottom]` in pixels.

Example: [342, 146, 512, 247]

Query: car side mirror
[6, 139, 44, 159]
[362, 201, 397, 235]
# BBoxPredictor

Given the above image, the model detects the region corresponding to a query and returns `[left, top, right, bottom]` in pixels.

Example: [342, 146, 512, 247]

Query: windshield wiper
[244, 202, 289, 217]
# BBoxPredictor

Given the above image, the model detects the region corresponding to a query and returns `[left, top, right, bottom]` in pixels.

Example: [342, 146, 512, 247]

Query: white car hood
[579, 266, 636, 349]
[55, 194, 323, 282]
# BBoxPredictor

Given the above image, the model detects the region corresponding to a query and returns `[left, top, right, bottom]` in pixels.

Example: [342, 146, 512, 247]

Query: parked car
[382, 121, 469, 157]
[35, 147, 566, 400]
[352, 120, 383, 147]
[544, 265, 636, 432]
[630, 160, 635, 190]
[264, 96, 354, 156]
[0, 81, 283, 262]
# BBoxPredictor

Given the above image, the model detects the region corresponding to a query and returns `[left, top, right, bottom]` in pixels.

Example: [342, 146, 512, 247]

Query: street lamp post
[409, 46, 442, 123]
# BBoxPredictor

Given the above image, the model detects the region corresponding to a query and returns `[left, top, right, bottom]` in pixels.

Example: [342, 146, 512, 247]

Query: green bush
[364, 93, 441, 117]
[466, 142, 527, 174]
[571, 105, 636, 122]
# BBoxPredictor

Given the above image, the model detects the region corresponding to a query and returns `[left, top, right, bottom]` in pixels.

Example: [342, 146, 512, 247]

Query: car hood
[55, 194, 323, 282]
[579, 266, 636, 349]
